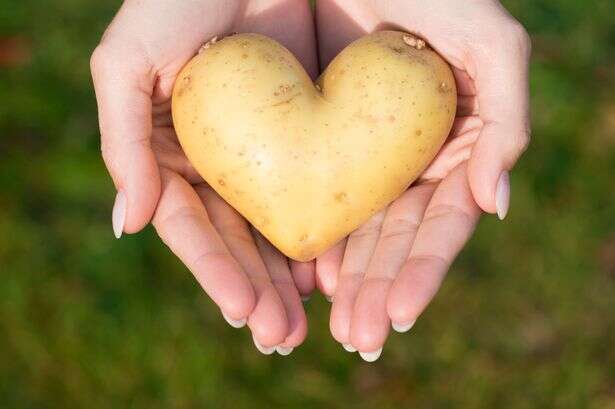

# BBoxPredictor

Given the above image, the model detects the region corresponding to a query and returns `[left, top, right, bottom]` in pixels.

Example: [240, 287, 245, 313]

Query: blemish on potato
[402, 34, 425, 50]
[415, 129, 422, 136]
[271, 92, 302, 107]
[217, 178, 226, 186]
[388, 115, 396, 123]
[334, 192, 347, 203]
[299, 234, 308, 242]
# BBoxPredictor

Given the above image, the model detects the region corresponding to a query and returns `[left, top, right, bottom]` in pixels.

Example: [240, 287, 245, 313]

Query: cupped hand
[91, 0, 318, 354]
[314, 0, 531, 360]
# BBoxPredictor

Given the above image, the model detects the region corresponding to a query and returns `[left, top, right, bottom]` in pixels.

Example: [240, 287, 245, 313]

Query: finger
[456, 95, 479, 117]
[467, 24, 532, 218]
[419, 116, 482, 182]
[452, 66, 476, 96]
[254, 231, 308, 351]
[350, 184, 436, 353]
[290, 260, 316, 299]
[91, 45, 160, 237]
[387, 164, 481, 327]
[329, 211, 384, 346]
[150, 127, 203, 184]
[152, 170, 255, 321]
[315, 238, 346, 297]
[196, 186, 288, 348]
[152, 101, 173, 127]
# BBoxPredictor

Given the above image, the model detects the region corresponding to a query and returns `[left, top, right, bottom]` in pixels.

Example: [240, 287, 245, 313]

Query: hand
[314, 0, 531, 360]
[91, 0, 318, 354]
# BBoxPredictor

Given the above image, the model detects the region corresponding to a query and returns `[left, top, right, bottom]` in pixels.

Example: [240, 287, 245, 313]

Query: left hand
[313, 0, 531, 361]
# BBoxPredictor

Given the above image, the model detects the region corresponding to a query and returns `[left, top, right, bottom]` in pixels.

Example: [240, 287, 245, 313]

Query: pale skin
[91, 0, 530, 359]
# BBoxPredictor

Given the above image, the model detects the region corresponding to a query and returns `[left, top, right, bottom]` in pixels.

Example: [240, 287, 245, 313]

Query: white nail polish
[342, 343, 356, 352]
[495, 171, 510, 220]
[359, 348, 382, 362]
[275, 346, 294, 356]
[222, 311, 246, 329]
[392, 320, 416, 333]
[253, 336, 275, 355]
[301, 295, 311, 302]
[325, 295, 333, 302]
[112, 190, 127, 239]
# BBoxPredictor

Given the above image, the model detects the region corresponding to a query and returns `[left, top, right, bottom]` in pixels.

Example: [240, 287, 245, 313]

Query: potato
[172, 31, 456, 261]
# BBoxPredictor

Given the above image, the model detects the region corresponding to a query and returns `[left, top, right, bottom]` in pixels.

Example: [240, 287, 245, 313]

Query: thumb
[91, 44, 161, 237]
[467, 23, 532, 219]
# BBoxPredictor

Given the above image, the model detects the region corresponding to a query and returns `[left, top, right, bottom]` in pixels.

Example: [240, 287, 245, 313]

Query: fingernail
[392, 320, 416, 333]
[222, 311, 246, 329]
[325, 295, 334, 303]
[275, 346, 294, 356]
[253, 336, 275, 355]
[112, 190, 127, 239]
[359, 348, 382, 362]
[495, 171, 510, 220]
[342, 343, 356, 352]
[301, 295, 311, 302]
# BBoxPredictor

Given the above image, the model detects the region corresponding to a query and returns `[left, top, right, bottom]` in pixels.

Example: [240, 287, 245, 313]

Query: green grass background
[1, 1, 614, 407]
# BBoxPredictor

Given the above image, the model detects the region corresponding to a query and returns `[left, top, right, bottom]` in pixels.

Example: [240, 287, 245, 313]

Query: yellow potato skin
[172, 31, 456, 262]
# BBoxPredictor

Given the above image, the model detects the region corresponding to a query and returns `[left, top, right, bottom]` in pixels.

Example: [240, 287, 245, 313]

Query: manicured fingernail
[253, 336, 275, 355]
[275, 346, 294, 356]
[325, 295, 333, 302]
[112, 190, 127, 239]
[222, 311, 246, 329]
[359, 348, 382, 362]
[342, 343, 356, 352]
[495, 171, 510, 220]
[392, 320, 416, 333]
[301, 295, 311, 302]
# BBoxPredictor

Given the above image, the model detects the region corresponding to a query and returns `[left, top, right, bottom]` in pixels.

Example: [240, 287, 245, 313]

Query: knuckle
[100, 142, 116, 171]
[90, 44, 112, 76]
[516, 127, 531, 154]
[504, 21, 532, 56]
[475, 19, 531, 58]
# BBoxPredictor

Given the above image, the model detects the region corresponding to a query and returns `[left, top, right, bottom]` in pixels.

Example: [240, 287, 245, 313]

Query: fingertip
[386, 285, 417, 326]
[467, 151, 498, 215]
[278, 314, 308, 348]
[122, 151, 162, 234]
[248, 285, 289, 347]
[350, 281, 390, 352]
[315, 239, 345, 296]
[220, 285, 256, 322]
[315, 259, 339, 296]
[290, 260, 316, 297]
[329, 302, 350, 344]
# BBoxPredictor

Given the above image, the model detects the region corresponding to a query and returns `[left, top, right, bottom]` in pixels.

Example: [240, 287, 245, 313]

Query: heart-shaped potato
[172, 31, 456, 261]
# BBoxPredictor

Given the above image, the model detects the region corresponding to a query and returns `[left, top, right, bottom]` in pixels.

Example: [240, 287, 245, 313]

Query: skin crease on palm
[91, 0, 530, 360]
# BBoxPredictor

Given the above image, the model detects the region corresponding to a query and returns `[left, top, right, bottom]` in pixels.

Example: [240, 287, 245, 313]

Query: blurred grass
[1, 0, 614, 408]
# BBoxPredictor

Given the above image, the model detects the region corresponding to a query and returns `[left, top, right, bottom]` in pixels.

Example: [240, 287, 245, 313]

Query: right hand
[91, 0, 318, 355]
